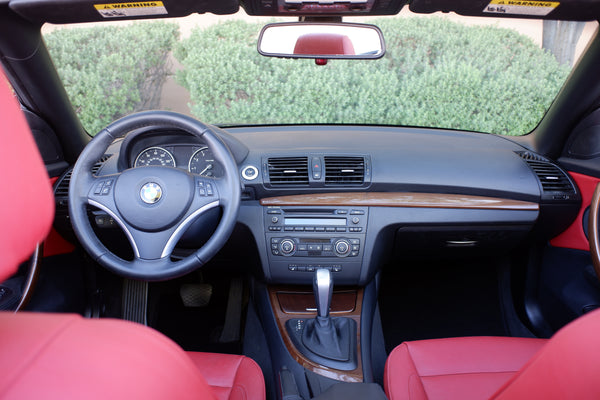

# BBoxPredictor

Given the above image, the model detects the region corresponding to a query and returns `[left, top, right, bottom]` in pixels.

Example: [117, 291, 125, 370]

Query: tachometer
[188, 146, 221, 177]
[134, 147, 176, 168]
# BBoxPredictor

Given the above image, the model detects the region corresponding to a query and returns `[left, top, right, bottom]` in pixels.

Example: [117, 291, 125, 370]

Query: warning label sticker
[483, 0, 559, 16]
[94, 1, 167, 18]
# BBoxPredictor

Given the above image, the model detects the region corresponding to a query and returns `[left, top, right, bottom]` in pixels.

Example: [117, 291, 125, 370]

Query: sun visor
[8, 0, 238, 24]
[410, 0, 600, 21]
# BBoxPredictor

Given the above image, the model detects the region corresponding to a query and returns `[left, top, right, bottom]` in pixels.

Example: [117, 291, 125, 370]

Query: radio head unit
[264, 206, 368, 284]
[265, 206, 367, 233]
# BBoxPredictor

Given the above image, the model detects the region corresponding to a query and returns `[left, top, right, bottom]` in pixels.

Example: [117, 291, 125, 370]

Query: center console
[264, 206, 368, 284]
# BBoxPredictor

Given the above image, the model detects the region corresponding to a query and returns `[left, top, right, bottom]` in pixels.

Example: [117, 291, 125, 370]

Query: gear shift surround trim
[284, 268, 358, 370]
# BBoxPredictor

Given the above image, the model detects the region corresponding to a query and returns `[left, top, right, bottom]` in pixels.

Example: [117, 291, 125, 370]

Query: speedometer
[134, 147, 176, 168]
[188, 147, 222, 177]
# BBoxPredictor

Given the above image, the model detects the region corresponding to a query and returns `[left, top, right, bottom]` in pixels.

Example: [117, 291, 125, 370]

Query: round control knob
[352, 217, 360, 224]
[334, 239, 351, 257]
[280, 239, 296, 256]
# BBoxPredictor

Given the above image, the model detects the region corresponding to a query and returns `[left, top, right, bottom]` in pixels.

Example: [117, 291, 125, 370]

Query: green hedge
[44, 22, 179, 135]
[44, 18, 569, 136]
[175, 18, 569, 136]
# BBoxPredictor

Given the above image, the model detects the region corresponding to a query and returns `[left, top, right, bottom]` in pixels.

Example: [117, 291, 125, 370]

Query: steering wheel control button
[241, 165, 259, 180]
[140, 182, 162, 204]
[93, 179, 115, 196]
[198, 181, 206, 196]
[197, 180, 216, 197]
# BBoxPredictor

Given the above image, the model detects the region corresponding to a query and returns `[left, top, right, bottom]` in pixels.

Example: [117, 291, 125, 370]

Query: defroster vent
[267, 157, 309, 186]
[324, 156, 365, 185]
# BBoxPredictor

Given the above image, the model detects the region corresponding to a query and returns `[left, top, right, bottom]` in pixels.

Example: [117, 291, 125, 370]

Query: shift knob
[313, 268, 333, 318]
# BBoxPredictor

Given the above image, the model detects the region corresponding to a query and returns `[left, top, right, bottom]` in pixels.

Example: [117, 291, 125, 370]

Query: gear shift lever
[314, 268, 333, 319]
[286, 268, 357, 369]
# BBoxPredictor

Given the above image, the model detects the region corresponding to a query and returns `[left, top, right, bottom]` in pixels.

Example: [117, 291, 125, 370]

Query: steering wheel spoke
[129, 226, 178, 261]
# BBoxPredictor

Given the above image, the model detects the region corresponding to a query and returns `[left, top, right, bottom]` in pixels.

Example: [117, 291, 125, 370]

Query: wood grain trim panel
[260, 192, 538, 210]
[277, 291, 356, 314]
[269, 286, 363, 382]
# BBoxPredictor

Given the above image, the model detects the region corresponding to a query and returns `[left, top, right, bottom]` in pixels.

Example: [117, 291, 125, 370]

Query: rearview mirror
[258, 22, 386, 60]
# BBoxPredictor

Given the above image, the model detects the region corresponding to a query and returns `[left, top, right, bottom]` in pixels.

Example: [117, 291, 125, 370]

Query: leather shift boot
[301, 316, 352, 362]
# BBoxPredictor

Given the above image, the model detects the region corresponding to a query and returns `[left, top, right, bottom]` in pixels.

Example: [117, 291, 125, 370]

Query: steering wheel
[68, 111, 241, 281]
[589, 183, 600, 280]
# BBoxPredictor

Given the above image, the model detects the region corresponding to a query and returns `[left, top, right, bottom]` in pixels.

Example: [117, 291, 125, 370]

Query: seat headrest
[294, 33, 356, 55]
[0, 68, 54, 282]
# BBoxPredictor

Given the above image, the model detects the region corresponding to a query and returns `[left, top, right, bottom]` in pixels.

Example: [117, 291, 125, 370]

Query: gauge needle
[199, 164, 213, 175]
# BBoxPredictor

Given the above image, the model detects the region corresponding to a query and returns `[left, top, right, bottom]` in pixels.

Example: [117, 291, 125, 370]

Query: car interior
[2, 0, 600, 398]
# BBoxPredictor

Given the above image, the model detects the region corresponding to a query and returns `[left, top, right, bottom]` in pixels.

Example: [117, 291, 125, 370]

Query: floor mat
[379, 257, 508, 353]
[151, 272, 244, 354]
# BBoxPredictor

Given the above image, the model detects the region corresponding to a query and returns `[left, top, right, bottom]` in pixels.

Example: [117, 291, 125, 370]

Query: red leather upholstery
[384, 336, 546, 400]
[0, 312, 216, 400]
[385, 309, 600, 400]
[188, 352, 266, 400]
[493, 309, 600, 399]
[0, 70, 54, 282]
[294, 33, 355, 55]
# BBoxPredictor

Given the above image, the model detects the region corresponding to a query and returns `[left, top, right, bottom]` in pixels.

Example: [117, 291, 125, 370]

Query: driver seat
[0, 70, 265, 400]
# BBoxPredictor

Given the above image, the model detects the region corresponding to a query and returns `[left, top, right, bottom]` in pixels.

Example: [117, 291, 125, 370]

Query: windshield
[42, 11, 597, 136]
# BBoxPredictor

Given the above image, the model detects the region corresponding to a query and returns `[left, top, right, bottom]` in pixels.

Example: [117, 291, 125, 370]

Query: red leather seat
[385, 309, 600, 400]
[0, 69, 265, 399]
[188, 352, 266, 400]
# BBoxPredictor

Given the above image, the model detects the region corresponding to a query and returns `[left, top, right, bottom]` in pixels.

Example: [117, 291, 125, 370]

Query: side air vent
[517, 151, 548, 163]
[268, 157, 309, 186]
[54, 156, 111, 197]
[517, 151, 577, 200]
[324, 156, 365, 185]
[54, 169, 72, 197]
[91, 155, 111, 175]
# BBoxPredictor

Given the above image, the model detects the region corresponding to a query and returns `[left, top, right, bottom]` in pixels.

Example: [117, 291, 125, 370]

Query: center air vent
[517, 151, 577, 200]
[324, 156, 365, 185]
[267, 157, 309, 186]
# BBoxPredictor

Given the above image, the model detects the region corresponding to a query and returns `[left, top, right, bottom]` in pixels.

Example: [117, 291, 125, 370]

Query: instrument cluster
[133, 144, 223, 177]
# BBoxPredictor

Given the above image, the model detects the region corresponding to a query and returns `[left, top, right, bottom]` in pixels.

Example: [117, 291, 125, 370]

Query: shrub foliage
[176, 18, 569, 136]
[44, 18, 569, 136]
[44, 22, 179, 135]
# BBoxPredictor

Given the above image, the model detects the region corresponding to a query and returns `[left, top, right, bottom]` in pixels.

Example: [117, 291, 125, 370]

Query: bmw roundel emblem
[140, 182, 162, 204]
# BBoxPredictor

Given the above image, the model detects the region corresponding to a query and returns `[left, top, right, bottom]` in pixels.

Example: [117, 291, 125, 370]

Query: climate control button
[280, 239, 296, 256]
[334, 239, 351, 257]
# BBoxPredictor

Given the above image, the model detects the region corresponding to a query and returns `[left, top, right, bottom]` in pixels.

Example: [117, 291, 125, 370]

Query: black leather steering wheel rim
[589, 183, 600, 281]
[68, 111, 241, 281]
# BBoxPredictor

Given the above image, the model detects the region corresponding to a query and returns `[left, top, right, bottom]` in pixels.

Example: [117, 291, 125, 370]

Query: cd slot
[282, 208, 337, 215]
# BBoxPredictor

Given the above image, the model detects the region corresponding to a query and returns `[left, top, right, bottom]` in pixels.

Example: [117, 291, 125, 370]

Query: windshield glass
[42, 11, 597, 136]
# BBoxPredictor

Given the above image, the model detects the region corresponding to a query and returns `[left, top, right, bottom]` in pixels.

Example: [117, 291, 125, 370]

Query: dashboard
[57, 124, 582, 285]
